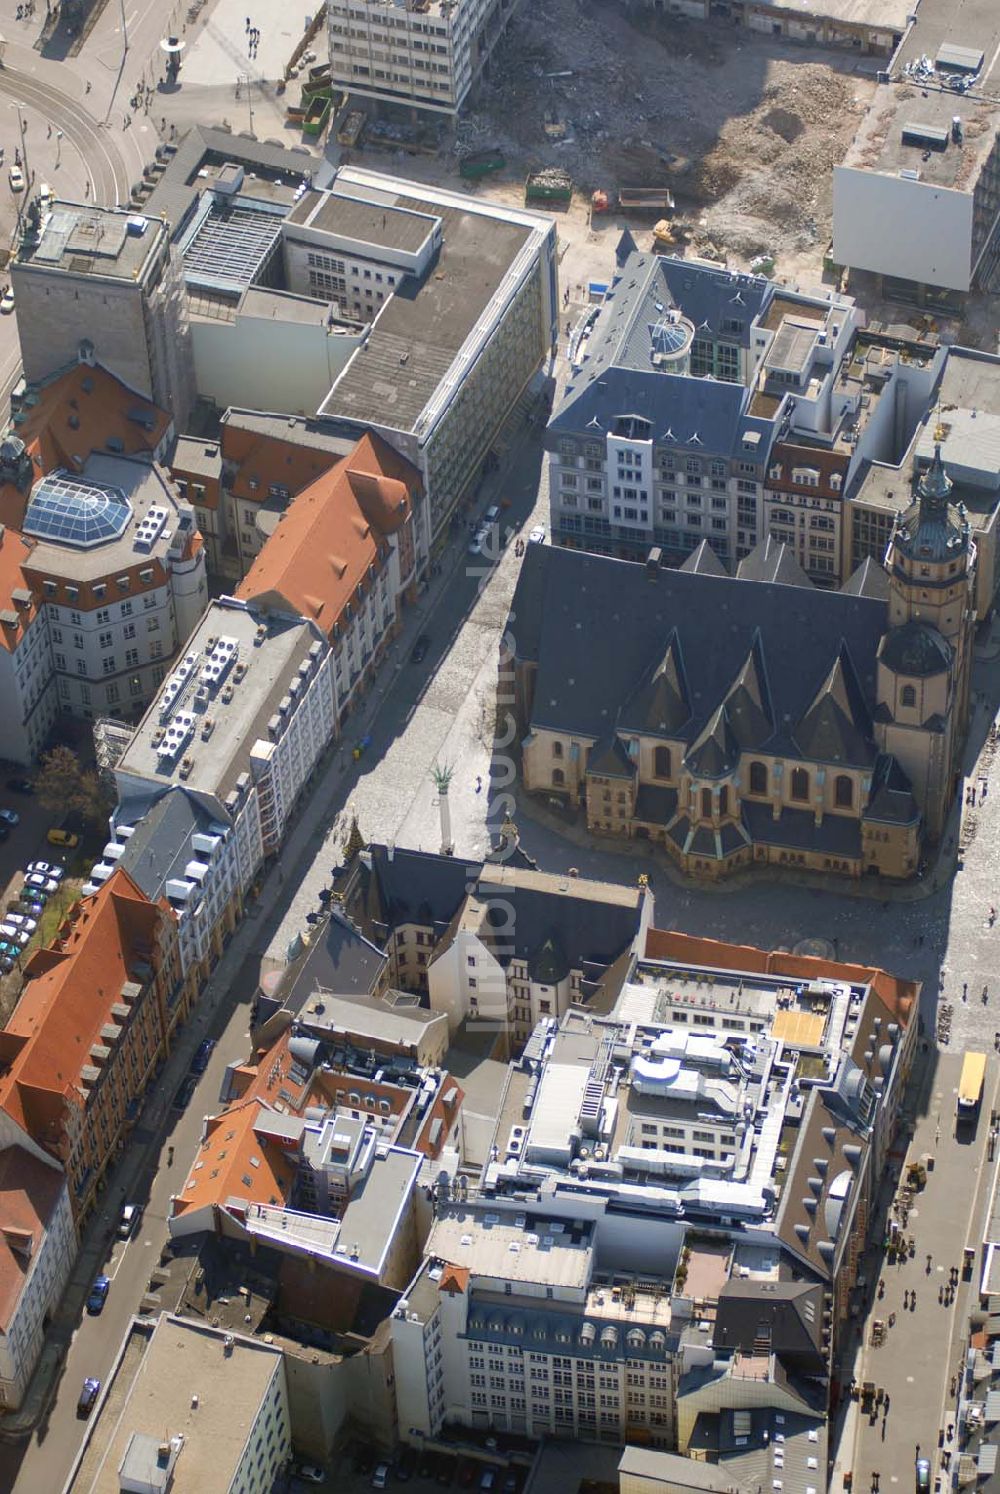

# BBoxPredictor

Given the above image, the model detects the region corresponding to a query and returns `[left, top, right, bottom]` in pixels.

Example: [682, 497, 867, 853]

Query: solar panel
[23, 471, 132, 548]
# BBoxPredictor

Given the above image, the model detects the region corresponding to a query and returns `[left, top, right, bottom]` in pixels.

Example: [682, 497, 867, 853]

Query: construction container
[302, 93, 332, 138]
[618, 187, 675, 213]
[337, 110, 366, 148]
[525, 169, 572, 204]
[459, 148, 506, 179]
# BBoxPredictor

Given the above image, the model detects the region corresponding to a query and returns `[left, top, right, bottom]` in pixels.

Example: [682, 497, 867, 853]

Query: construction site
[447, 2, 876, 279]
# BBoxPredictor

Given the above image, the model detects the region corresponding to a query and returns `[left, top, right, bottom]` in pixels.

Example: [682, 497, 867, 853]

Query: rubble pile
[460, 0, 871, 267]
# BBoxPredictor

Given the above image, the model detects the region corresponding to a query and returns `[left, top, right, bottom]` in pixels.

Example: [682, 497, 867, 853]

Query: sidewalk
[831, 1049, 1000, 1490]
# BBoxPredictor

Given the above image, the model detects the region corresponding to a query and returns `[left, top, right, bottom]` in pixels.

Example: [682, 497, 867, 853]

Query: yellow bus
[958, 1051, 987, 1125]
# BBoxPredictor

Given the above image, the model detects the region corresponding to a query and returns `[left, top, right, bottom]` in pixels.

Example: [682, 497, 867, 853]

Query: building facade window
[653, 745, 671, 778]
[835, 774, 853, 808]
[790, 767, 809, 802]
[749, 760, 767, 795]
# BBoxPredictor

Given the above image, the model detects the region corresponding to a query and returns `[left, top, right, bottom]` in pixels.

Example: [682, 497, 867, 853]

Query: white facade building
[105, 599, 335, 972]
[326, 0, 523, 115]
[832, 0, 1000, 303]
[0, 1147, 76, 1410]
[0, 444, 207, 758]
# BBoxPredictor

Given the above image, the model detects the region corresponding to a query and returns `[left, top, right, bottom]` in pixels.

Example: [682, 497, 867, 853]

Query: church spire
[917, 442, 952, 521]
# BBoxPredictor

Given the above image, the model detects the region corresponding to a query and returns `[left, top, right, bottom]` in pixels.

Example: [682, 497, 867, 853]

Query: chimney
[646, 547, 662, 578]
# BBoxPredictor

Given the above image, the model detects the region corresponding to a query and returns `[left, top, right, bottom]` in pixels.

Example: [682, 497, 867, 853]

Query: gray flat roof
[842, 0, 1000, 188]
[115, 598, 322, 806]
[220, 407, 359, 459]
[22, 454, 192, 583]
[428, 1206, 594, 1289]
[320, 173, 538, 434]
[67, 1314, 282, 1494]
[17, 205, 165, 282]
[338, 1147, 422, 1271]
[171, 435, 222, 480]
[289, 189, 438, 256]
[143, 126, 311, 235]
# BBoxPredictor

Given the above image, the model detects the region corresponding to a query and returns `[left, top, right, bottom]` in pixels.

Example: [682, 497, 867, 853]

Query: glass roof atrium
[23, 471, 133, 548]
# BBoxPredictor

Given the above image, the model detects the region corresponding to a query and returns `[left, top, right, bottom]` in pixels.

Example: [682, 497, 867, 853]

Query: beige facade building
[11, 204, 193, 425]
[509, 450, 973, 881]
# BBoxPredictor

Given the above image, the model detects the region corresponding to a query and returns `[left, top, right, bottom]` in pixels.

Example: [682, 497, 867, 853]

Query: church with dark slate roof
[506, 447, 974, 881]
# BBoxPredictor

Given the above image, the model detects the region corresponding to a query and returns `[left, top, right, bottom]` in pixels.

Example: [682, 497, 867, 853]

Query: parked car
[294, 1465, 325, 1485]
[77, 1377, 100, 1416]
[479, 1471, 496, 1493]
[27, 861, 64, 881]
[8, 166, 24, 192]
[372, 1466, 390, 1491]
[24, 874, 58, 895]
[0, 808, 19, 827]
[483, 504, 500, 525]
[528, 525, 546, 544]
[38, 182, 52, 209]
[0, 955, 14, 975]
[86, 1276, 110, 1315]
[395, 1445, 416, 1480]
[118, 1203, 143, 1239]
[410, 634, 430, 664]
[47, 828, 79, 848]
[172, 1075, 197, 1110]
[0, 926, 29, 949]
[5, 913, 36, 934]
[457, 1463, 478, 1489]
[0, 287, 13, 316]
[191, 1038, 215, 1074]
[4, 777, 33, 795]
[467, 530, 486, 558]
[435, 1455, 456, 1487]
[915, 1460, 931, 1493]
[17, 896, 44, 917]
[502, 1473, 518, 1494]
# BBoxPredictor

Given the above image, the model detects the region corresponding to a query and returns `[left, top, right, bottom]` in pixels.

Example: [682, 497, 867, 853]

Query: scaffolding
[93, 716, 135, 794]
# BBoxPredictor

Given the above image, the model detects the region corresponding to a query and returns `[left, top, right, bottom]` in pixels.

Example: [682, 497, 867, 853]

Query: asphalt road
[0, 953, 256, 1494]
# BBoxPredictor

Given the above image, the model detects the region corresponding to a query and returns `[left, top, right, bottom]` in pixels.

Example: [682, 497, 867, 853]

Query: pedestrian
[475, 776, 482, 794]
[246, 14, 251, 29]
[903, 1288, 909, 1308]
[46, 124, 51, 138]
[86, 80, 91, 93]
[911, 1290, 916, 1309]
[963, 982, 968, 1001]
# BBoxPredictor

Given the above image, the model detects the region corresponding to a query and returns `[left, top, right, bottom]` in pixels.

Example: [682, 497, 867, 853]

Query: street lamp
[8, 103, 29, 241]
[55, 129, 63, 168]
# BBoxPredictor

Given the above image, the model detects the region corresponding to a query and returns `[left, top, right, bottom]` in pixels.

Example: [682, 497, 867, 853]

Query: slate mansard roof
[511, 543, 890, 773]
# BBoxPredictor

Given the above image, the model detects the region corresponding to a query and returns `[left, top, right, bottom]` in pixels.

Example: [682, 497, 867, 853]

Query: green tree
[34, 746, 111, 826]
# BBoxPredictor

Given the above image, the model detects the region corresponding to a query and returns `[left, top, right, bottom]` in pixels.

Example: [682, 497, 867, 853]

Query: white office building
[326, 0, 523, 115]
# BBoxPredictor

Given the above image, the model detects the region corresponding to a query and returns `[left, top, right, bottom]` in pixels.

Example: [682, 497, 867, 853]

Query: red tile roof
[10, 364, 170, 476]
[173, 1099, 298, 1221]
[0, 1147, 65, 1331]
[0, 526, 38, 654]
[0, 870, 163, 1151]
[236, 432, 420, 642]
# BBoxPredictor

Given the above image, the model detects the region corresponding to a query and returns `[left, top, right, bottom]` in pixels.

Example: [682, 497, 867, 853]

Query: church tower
[874, 445, 975, 839]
